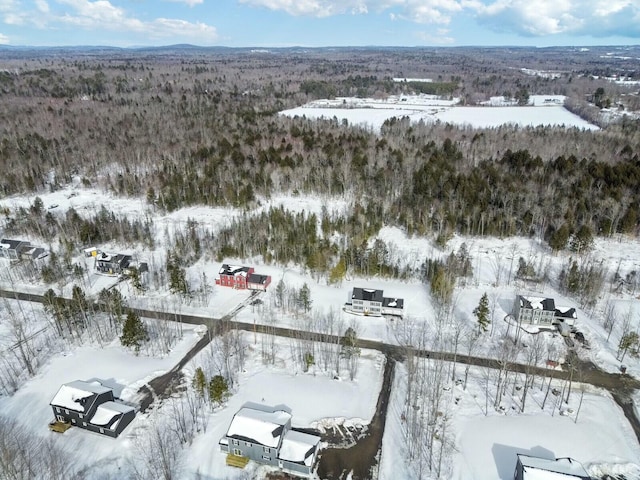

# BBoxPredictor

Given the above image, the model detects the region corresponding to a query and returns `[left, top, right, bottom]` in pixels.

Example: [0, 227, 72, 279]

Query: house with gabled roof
[514, 454, 591, 479]
[50, 380, 135, 438]
[346, 287, 404, 317]
[95, 251, 132, 276]
[216, 264, 272, 291]
[514, 295, 578, 332]
[219, 402, 321, 478]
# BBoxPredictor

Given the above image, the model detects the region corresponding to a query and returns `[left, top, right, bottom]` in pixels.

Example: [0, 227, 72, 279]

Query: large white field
[280, 94, 600, 132]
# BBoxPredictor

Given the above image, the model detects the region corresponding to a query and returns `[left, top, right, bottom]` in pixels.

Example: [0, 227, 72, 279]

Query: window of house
[263, 447, 270, 453]
[55, 407, 60, 413]
[64, 409, 69, 415]
[245, 441, 252, 447]
[232, 440, 239, 446]
[233, 449, 242, 456]
[71, 419, 76, 424]
[82, 422, 87, 427]
[79, 414, 84, 419]
[262, 455, 271, 461]
[99, 428, 104, 434]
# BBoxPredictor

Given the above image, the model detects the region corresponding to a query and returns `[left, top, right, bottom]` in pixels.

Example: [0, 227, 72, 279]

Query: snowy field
[184, 334, 385, 478]
[381, 362, 640, 480]
[280, 94, 600, 132]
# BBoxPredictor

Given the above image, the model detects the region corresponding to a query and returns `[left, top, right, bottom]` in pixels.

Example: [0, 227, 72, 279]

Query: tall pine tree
[120, 311, 148, 354]
[474, 292, 491, 333]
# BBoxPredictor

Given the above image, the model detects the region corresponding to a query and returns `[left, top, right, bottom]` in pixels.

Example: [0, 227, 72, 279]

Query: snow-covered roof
[219, 264, 251, 276]
[50, 380, 111, 412]
[555, 306, 578, 319]
[518, 455, 589, 479]
[226, 403, 292, 448]
[90, 401, 134, 430]
[520, 295, 555, 312]
[383, 297, 404, 309]
[352, 287, 384, 302]
[279, 430, 320, 466]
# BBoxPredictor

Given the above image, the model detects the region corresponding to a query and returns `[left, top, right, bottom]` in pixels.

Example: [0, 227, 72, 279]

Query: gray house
[0, 238, 29, 260]
[514, 295, 578, 331]
[50, 380, 136, 438]
[346, 287, 405, 317]
[514, 454, 590, 479]
[219, 402, 321, 478]
[95, 252, 132, 275]
[514, 295, 556, 327]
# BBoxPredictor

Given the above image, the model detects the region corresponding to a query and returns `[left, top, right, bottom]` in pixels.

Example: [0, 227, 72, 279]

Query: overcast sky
[0, 0, 639, 47]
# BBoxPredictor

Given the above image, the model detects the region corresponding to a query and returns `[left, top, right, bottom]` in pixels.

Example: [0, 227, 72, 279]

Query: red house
[216, 264, 272, 291]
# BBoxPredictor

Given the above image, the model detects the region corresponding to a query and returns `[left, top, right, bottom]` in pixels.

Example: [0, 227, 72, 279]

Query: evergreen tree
[303, 352, 315, 372]
[570, 225, 594, 254]
[208, 375, 228, 405]
[120, 311, 148, 354]
[193, 367, 207, 399]
[340, 327, 360, 358]
[328, 257, 347, 285]
[474, 292, 491, 333]
[618, 332, 639, 362]
[298, 283, 312, 313]
[275, 278, 285, 308]
[549, 224, 570, 251]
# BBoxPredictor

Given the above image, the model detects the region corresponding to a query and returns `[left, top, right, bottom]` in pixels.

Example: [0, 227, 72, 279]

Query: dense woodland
[1, 47, 640, 281]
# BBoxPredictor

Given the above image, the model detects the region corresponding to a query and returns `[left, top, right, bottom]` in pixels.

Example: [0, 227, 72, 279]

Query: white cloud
[35, 0, 50, 13]
[240, 0, 640, 37]
[1, 0, 218, 43]
[416, 27, 455, 44]
[473, 0, 640, 37]
[165, 0, 204, 6]
[240, 0, 465, 23]
[0, 32, 9, 44]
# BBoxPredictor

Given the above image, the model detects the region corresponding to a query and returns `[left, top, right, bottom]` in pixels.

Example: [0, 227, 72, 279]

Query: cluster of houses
[49, 380, 136, 438]
[344, 287, 405, 317]
[513, 294, 578, 335]
[0, 238, 48, 262]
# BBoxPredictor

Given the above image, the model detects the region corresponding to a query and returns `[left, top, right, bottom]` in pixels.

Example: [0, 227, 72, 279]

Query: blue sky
[0, 0, 639, 47]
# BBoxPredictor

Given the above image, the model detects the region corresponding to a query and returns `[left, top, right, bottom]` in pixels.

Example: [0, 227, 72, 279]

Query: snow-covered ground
[2, 186, 640, 478]
[184, 335, 385, 478]
[381, 362, 640, 480]
[280, 94, 600, 132]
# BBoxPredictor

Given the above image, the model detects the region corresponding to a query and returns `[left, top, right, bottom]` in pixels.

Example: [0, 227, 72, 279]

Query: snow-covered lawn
[280, 94, 600, 132]
[381, 362, 640, 480]
[183, 334, 385, 478]
[0, 323, 204, 476]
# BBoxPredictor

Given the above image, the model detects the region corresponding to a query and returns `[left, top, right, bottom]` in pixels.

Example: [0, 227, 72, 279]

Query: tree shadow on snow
[491, 443, 555, 480]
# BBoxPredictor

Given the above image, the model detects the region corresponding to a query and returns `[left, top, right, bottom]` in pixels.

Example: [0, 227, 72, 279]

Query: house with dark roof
[514, 295, 578, 331]
[50, 380, 135, 438]
[0, 238, 47, 262]
[95, 252, 132, 276]
[514, 454, 591, 479]
[216, 264, 272, 291]
[219, 402, 320, 478]
[346, 287, 404, 317]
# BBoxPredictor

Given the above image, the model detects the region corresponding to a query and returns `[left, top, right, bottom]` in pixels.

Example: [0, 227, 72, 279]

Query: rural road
[2, 287, 640, 442]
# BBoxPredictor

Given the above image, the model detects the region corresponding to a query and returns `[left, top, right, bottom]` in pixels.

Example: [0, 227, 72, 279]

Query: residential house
[514, 295, 579, 331]
[346, 287, 404, 317]
[50, 380, 135, 438]
[219, 402, 320, 478]
[514, 295, 557, 327]
[0, 238, 48, 262]
[216, 264, 272, 291]
[95, 252, 132, 276]
[514, 454, 590, 480]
